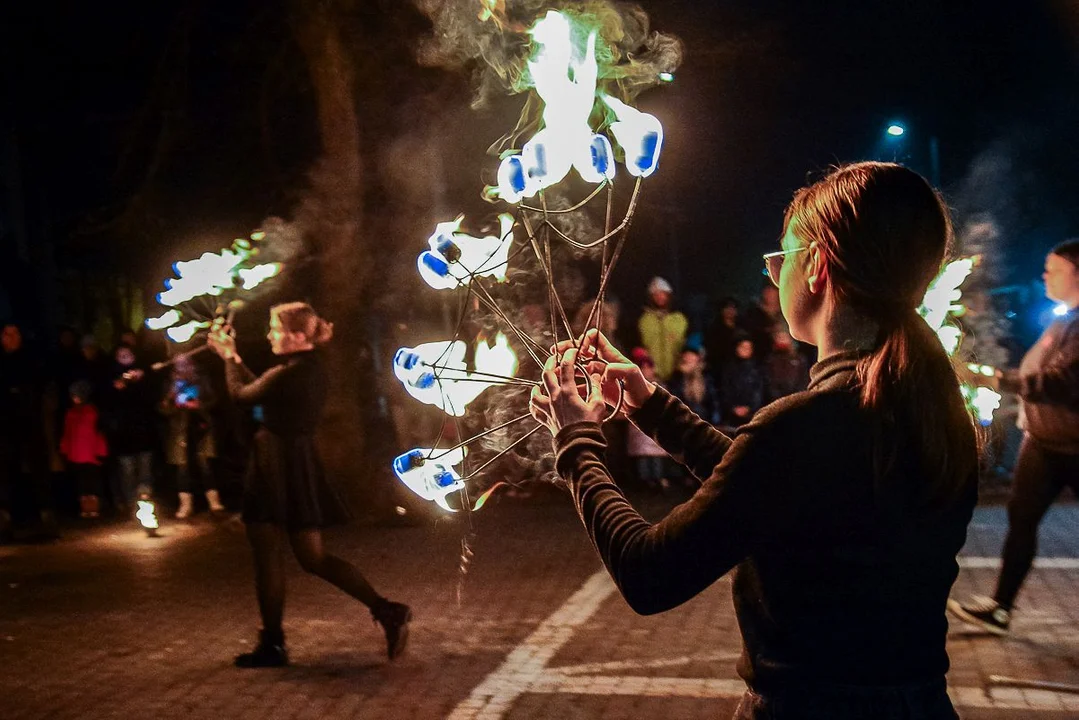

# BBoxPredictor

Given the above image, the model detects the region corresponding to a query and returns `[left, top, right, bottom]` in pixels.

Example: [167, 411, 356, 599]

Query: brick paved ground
[1, 493, 1077, 719]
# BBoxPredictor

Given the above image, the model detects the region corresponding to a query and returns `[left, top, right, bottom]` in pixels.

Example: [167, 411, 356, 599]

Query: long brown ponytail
[785, 162, 977, 507]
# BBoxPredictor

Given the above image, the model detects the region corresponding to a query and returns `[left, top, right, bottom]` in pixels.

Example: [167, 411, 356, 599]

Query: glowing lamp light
[145, 309, 182, 331]
[1053, 303, 1069, 317]
[600, 94, 664, 178]
[393, 447, 467, 512]
[887, 124, 906, 137]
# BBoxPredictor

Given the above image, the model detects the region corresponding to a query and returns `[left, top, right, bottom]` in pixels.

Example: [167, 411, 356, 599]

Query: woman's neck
[814, 304, 879, 362]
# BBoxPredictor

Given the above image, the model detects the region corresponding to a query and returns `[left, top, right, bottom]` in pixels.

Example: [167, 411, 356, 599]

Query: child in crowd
[668, 347, 721, 426]
[60, 380, 108, 518]
[625, 348, 670, 492]
[720, 333, 764, 430]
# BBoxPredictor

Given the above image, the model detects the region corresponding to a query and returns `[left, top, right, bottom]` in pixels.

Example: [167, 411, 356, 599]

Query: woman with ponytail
[530, 163, 978, 719]
[208, 302, 411, 667]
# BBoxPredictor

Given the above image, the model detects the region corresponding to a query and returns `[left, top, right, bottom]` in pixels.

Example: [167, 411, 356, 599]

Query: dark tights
[994, 436, 1079, 610]
[246, 522, 384, 634]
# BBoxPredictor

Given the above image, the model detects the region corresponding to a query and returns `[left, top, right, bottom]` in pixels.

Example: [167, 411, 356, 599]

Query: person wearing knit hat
[637, 276, 688, 381]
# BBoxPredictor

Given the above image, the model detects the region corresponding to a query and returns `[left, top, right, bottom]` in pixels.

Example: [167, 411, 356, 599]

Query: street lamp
[882, 122, 940, 188]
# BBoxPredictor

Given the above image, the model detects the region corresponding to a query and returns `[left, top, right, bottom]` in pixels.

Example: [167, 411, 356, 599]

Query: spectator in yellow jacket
[637, 277, 688, 381]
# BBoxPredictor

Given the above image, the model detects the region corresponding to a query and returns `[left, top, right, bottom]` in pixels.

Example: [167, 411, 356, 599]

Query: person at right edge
[530, 163, 978, 719]
[949, 239, 1079, 636]
[208, 301, 411, 667]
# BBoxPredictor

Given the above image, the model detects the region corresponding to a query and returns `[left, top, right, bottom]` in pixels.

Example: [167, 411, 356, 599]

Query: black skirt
[241, 428, 350, 530]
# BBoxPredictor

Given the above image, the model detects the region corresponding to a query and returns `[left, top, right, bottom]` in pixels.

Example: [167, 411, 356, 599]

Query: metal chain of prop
[390, 10, 1004, 522]
[137, 10, 1003, 585]
[390, 10, 659, 521]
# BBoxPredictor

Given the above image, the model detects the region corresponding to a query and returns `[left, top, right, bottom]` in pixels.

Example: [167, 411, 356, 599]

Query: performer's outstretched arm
[554, 409, 786, 615]
[225, 361, 289, 405]
[630, 385, 733, 482]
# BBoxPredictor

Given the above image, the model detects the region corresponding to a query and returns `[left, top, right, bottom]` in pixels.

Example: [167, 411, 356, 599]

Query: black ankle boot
[234, 629, 289, 668]
[371, 600, 412, 660]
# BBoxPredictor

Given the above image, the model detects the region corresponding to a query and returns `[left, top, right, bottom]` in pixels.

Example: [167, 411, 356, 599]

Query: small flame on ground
[136, 500, 159, 530]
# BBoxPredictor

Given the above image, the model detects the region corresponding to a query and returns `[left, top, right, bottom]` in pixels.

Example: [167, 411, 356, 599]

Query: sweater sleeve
[225, 360, 287, 405]
[1002, 329, 1079, 406]
[553, 412, 785, 615]
[630, 385, 733, 481]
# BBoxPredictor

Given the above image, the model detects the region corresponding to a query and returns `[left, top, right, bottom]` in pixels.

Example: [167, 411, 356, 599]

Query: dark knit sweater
[553, 351, 977, 690]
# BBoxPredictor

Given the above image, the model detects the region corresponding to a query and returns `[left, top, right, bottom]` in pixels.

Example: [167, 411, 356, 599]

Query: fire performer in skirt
[531, 163, 978, 719]
[208, 302, 411, 667]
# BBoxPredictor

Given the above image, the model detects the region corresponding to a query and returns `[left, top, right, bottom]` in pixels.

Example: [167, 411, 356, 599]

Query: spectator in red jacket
[60, 380, 108, 518]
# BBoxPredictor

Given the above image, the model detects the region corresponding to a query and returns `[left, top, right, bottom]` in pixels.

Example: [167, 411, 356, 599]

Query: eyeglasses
[762, 247, 807, 287]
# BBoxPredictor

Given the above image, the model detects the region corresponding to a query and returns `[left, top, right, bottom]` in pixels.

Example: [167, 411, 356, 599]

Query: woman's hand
[570, 329, 655, 412]
[529, 347, 607, 434]
[207, 321, 239, 363]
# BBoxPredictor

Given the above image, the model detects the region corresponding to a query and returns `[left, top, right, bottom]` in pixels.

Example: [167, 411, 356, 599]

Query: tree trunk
[293, 3, 369, 498]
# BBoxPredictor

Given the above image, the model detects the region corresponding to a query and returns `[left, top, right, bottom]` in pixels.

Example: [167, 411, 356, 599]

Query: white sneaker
[947, 595, 1010, 636]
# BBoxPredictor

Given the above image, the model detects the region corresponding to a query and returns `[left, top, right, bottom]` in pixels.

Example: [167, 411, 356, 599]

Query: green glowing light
[658, 72, 674, 83]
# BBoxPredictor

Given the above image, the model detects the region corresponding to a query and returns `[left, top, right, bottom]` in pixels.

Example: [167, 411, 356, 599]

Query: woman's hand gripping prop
[530, 330, 656, 435]
[207, 317, 240, 364]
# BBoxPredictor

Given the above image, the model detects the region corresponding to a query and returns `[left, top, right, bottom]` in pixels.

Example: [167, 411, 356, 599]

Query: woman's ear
[806, 242, 824, 294]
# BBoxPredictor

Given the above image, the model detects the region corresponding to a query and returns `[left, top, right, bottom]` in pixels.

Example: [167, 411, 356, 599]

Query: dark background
[2, 0, 1077, 339]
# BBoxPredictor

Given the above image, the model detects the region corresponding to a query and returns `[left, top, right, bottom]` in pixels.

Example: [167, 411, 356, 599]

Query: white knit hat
[647, 276, 673, 295]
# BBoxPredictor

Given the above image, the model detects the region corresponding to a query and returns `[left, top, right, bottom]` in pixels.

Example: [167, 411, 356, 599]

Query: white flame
[393, 333, 519, 416]
[159, 249, 250, 306]
[962, 385, 1003, 426]
[600, 94, 664, 178]
[475, 332, 519, 378]
[920, 257, 975, 336]
[392, 447, 467, 512]
[166, 320, 209, 343]
[136, 500, 159, 530]
[418, 214, 515, 290]
[145, 309, 182, 331]
[921, 257, 1001, 424]
[238, 262, 281, 289]
[494, 11, 653, 203]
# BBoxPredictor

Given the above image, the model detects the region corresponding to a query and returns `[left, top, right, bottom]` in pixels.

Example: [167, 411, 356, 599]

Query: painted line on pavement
[447, 569, 616, 720]
[959, 556, 1079, 569]
[451, 563, 1079, 718]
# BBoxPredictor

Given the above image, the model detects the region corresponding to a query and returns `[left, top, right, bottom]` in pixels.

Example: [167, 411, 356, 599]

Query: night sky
[3, 0, 1077, 327]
